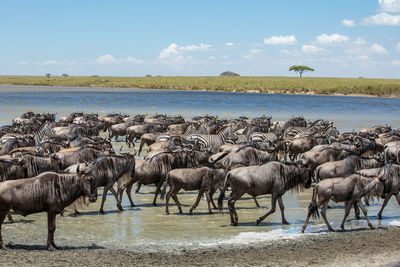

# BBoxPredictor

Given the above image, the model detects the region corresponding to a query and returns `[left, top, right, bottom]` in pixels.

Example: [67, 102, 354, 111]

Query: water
[1, 85, 399, 131]
[1, 85, 400, 250]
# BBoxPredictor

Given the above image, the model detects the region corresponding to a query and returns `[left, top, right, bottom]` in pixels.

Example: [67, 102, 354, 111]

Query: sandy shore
[1, 226, 400, 266]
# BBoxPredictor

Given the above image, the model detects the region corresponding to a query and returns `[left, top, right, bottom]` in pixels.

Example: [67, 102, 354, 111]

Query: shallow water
[1, 85, 400, 250]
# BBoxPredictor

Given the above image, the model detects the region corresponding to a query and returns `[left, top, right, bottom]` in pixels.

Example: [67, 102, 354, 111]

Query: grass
[0, 75, 399, 97]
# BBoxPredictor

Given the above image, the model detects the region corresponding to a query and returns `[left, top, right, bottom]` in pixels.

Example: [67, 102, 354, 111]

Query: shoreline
[1, 226, 400, 266]
[0, 83, 398, 99]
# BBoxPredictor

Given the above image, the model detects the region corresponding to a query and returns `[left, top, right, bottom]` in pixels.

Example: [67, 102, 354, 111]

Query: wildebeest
[315, 155, 382, 181]
[0, 169, 97, 250]
[376, 164, 400, 219]
[161, 166, 226, 215]
[302, 174, 383, 232]
[218, 161, 312, 226]
[65, 154, 135, 214]
[209, 146, 277, 170]
[54, 147, 111, 169]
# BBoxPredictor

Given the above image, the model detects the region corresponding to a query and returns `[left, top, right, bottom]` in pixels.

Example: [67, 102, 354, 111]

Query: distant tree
[145, 74, 152, 77]
[220, 71, 240, 77]
[289, 65, 314, 77]
[45, 73, 52, 78]
[91, 75, 99, 77]
[62, 74, 69, 77]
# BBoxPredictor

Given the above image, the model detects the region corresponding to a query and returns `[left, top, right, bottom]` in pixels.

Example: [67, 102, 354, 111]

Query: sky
[1, 0, 400, 78]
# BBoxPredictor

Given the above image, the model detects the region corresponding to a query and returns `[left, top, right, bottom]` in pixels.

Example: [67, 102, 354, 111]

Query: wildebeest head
[76, 165, 97, 203]
[296, 161, 312, 189]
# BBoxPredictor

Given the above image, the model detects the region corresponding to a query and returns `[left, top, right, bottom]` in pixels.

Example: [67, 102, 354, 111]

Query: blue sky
[1, 0, 400, 78]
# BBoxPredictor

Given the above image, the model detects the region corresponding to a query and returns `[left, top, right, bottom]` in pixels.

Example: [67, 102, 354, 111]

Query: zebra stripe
[249, 132, 278, 143]
[187, 126, 237, 152]
[33, 121, 53, 145]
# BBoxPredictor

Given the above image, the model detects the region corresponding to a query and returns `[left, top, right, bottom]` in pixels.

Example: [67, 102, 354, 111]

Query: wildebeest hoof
[369, 224, 375, 229]
[378, 214, 382, 220]
[209, 211, 213, 214]
[117, 205, 123, 211]
[231, 222, 238, 226]
[328, 228, 335, 232]
[189, 210, 193, 215]
[179, 210, 183, 214]
[100, 210, 105, 214]
[165, 211, 169, 215]
[47, 245, 57, 251]
[0, 244, 7, 250]
[256, 218, 262, 226]
[152, 203, 157, 207]
[282, 221, 290, 225]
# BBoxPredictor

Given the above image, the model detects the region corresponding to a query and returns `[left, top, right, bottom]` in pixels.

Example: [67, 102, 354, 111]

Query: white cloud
[249, 49, 262, 55]
[379, 0, 400, 12]
[18, 61, 28, 65]
[392, 59, 400, 64]
[316, 33, 350, 44]
[35, 60, 63, 66]
[264, 35, 297, 45]
[396, 42, 400, 50]
[370, 43, 388, 54]
[342, 19, 356, 27]
[302, 44, 324, 53]
[361, 12, 400, 26]
[225, 42, 235, 46]
[159, 43, 212, 59]
[95, 54, 117, 64]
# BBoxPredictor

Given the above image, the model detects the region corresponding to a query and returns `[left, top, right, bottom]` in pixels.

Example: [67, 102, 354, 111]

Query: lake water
[1, 85, 399, 131]
[1, 84, 400, 250]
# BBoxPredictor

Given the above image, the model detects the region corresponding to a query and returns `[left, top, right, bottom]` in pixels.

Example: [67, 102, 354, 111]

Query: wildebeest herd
[1, 111, 400, 250]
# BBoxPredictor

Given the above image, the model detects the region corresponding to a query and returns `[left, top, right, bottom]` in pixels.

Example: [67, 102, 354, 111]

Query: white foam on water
[199, 224, 327, 247]
[389, 220, 400, 226]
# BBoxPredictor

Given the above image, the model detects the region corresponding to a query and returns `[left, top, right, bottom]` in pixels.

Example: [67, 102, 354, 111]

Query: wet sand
[1, 226, 400, 266]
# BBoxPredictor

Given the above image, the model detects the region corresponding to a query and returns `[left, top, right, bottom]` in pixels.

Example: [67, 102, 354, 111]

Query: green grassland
[1, 75, 400, 97]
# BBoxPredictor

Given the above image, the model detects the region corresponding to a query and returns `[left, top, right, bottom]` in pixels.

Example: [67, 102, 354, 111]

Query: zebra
[33, 121, 54, 145]
[156, 122, 208, 142]
[249, 132, 278, 143]
[186, 126, 238, 152]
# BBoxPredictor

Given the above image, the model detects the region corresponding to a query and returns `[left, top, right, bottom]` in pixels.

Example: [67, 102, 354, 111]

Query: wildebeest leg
[152, 181, 163, 206]
[353, 202, 360, 220]
[321, 202, 334, 231]
[7, 211, 14, 222]
[277, 196, 289, 225]
[100, 185, 112, 214]
[171, 194, 183, 214]
[395, 193, 400, 206]
[377, 193, 393, 219]
[189, 189, 205, 215]
[357, 201, 374, 229]
[135, 183, 142, 193]
[340, 200, 354, 231]
[0, 209, 10, 250]
[165, 183, 175, 215]
[205, 191, 213, 214]
[209, 187, 217, 209]
[253, 197, 260, 208]
[109, 187, 123, 211]
[228, 191, 245, 226]
[125, 183, 136, 207]
[364, 196, 370, 206]
[256, 194, 278, 226]
[47, 212, 59, 251]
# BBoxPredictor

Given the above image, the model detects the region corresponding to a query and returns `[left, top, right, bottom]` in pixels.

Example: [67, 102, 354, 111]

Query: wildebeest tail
[309, 188, 320, 219]
[160, 173, 170, 200]
[217, 172, 230, 211]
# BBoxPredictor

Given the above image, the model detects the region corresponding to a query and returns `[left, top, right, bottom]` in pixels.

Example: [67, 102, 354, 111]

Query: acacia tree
[289, 65, 314, 77]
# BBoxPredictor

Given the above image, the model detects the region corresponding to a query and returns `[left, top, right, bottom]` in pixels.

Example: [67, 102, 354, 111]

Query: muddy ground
[1, 226, 400, 266]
